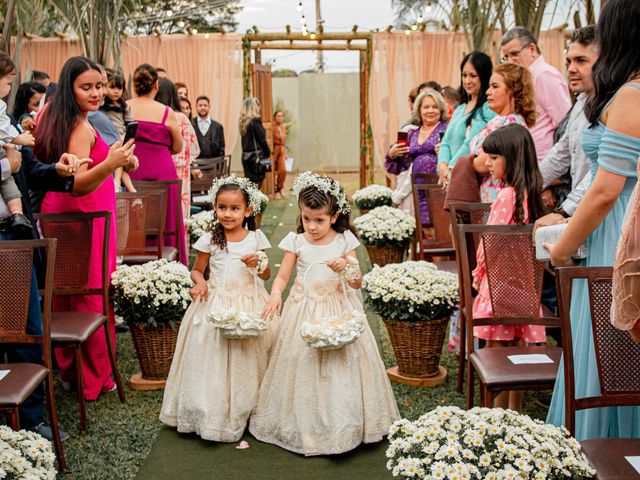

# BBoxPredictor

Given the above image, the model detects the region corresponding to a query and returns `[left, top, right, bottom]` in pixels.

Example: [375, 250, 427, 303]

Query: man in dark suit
[192, 96, 225, 159]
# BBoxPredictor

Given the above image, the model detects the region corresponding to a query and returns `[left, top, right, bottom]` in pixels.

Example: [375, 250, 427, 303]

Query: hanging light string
[406, 1, 433, 35]
[297, 0, 310, 36]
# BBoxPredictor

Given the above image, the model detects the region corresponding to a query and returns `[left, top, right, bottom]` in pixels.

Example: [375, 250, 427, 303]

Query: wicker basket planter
[358, 208, 370, 216]
[383, 317, 448, 377]
[129, 321, 181, 381]
[365, 242, 406, 267]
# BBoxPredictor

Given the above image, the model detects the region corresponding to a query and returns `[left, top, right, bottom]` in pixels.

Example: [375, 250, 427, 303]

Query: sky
[236, 0, 598, 73]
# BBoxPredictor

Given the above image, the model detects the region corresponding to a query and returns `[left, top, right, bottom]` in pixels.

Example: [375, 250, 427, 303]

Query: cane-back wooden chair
[556, 266, 640, 479]
[0, 239, 66, 470]
[457, 223, 561, 409]
[36, 212, 126, 431]
[449, 202, 492, 393]
[191, 155, 230, 208]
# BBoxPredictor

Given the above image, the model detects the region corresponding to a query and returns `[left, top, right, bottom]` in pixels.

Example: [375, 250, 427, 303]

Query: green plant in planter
[352, 184, 393, 211]
[362, 261, 458, 324]
[111, 259, 193, 328]
[354, 205, 416, 248]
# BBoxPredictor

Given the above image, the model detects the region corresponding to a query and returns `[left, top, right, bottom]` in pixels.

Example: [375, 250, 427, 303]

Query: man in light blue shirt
[536, 26, 599, 228]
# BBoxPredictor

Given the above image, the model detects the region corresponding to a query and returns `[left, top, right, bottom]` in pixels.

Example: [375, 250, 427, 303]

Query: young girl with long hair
[160, 176, 278, 442]
[471, 123, 544, 412]
[251, 172, 399, 456]
[34, 56, 134, 400]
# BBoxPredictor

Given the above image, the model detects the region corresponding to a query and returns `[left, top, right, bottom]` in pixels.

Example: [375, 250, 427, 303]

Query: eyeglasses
[500, 43, 531, 63]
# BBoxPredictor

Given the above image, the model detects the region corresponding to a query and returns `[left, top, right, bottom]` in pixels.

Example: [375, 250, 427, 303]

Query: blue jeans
[0, 230, 44, 428]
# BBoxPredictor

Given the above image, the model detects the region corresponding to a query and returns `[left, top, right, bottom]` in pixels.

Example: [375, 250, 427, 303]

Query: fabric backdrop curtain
[369, 30, 567, 168]
[18, 34, 243, 153]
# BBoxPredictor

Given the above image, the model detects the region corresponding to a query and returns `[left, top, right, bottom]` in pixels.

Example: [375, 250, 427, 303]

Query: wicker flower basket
[128, 322, 181, 380]
[383, 316, 449, 377]
[365, 242, 406, 267]
[358, 208, 370, 216]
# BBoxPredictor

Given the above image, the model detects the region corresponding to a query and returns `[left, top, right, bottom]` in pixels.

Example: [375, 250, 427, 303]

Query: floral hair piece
[208, 175, 265, 216]
[292, 171, 351, 214]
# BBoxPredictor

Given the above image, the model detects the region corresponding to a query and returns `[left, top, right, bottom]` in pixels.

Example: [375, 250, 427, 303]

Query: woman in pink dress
[155, 78, 200, 248]
[127, 64, 185, 263]
[34, 56, 136, 401]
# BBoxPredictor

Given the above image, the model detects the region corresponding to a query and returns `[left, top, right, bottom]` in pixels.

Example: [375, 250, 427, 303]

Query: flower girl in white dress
[250, 172, 399, 456]
[160, 176, 278, 442]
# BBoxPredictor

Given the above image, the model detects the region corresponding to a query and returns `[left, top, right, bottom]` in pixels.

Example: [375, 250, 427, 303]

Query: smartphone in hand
[123, 122, 139, 144]
[438, 131, 445, 143]
[397, 131, 408, 147]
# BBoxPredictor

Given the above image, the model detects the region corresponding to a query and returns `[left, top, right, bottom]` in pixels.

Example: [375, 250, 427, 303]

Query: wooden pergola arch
[243, 30, 375, 188]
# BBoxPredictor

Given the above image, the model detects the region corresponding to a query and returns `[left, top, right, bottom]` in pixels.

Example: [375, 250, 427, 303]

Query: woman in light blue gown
[545, 0, 640, 440]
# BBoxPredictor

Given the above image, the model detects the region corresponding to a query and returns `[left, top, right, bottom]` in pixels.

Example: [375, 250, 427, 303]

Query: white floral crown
[208, 175, 266, 216]
[292, 171, 351, 214]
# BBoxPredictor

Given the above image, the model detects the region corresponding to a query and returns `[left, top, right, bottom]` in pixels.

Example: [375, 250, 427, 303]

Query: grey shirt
[539, 93, 592, 216]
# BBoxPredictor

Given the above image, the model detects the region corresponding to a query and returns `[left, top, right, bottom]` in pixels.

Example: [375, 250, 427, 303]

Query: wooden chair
[116, 190, 171, 264]
[36, 212, 126, 431]
[457, 223, 562, 409]
[449, 202, 492, 393]
[556, 266, 640, 479]
[133, 180, 183, 262]
[410, 173, 455, 261]
[191, 155, 231, 208]
[0, 239, 65, 470]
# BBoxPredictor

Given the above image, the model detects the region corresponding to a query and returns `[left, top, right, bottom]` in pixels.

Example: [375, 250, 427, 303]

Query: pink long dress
[41, 131, 117, 401]
[129, 106, 187, 264]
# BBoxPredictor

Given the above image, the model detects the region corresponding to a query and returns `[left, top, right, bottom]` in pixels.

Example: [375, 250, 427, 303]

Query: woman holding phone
[385, 90, 449, 223]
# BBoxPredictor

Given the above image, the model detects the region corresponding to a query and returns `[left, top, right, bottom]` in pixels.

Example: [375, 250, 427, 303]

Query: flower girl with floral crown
[250, 172, 399, 456]
[160, 176, 278, 442]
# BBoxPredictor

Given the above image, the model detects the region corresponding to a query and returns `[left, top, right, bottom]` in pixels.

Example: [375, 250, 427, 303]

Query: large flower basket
[128, 321, 181, 381]
[352, 184, 393, 213]
[383, 316, 449, 378]
[354, 206, 415, 267]
[111, 260, 193, 390]
[386, 407, 596, 479]
[363, 261, 458, 387]
[365, 242, 407, 267]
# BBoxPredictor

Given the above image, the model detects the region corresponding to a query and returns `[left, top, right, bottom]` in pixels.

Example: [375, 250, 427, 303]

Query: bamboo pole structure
[250, 42, 366, 51]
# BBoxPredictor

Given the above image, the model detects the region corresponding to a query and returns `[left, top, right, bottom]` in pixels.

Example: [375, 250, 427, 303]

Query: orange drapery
[18, 34, 243, 151]
[369, 30, 567, 168]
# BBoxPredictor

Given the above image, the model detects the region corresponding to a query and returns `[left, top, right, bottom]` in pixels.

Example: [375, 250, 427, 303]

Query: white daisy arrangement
[0, 426, 57, 479]
[111, 259, 193, 328]
[185, 210, 216, 244]
[293, 171, 351, 214]
[208, 175, 266, 216]
[300, 310, 366, 350]
[363, 261, 458, 323]
[354, 206, 416, 247]
[352, 184, 393, 210]
[207, 307, 268, 339]
[386, 406, 596, 480]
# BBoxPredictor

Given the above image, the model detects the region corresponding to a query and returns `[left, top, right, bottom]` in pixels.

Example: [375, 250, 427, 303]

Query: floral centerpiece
[352, 184, 393, 212]
[363, 262, 458, 379]
[0, 426, 57, 479]
[111, 260, 193, 385]
[386, 406, 596, 480]
[354, 206, 415, 266]
[185, 210, 215, 245]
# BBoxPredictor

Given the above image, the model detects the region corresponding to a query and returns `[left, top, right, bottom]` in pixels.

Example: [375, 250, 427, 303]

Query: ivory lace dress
[249, 230, 400, 456]
[160, 229, 279, 442]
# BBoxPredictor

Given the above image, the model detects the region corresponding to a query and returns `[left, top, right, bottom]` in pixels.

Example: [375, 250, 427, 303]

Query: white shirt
[539, 94, 591, 216]
[197, 116, 212, 136]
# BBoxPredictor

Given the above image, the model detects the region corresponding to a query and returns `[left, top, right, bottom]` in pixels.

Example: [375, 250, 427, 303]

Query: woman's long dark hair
[34, 56, 101, 164]
[482, 124, 543, 224]
[208, 184, 257, 251]
[586, 0, 640, 125]
[297, 185, 357, 236]
[155, 78, 181, 112]
[11, 81, 46, 119]
[459, 51, 493, 127]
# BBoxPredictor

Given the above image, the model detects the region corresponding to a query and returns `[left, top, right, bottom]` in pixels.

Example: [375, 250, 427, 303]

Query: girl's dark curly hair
[482, 124, 543, 224]
[207, 184, 257, 250]
[297, 184, 357, 236]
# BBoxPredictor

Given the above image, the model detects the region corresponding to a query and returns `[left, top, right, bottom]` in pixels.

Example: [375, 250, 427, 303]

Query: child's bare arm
[262, 251, 296, 319]
[190, 252, 210, 302]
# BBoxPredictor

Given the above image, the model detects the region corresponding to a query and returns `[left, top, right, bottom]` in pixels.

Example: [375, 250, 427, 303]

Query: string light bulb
[405, 29, 410, 35]
[425, 2, 433, 13]
[411, 24, 418, 31]
[417, 16, 424, 23]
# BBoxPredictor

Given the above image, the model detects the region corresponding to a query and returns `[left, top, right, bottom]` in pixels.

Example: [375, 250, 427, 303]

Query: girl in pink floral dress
[471, 124, 545, 412]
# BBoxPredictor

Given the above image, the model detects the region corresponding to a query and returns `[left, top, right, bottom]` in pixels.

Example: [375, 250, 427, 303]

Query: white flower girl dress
[160, 229, 279, 442]
[249, 230, 399, 455]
